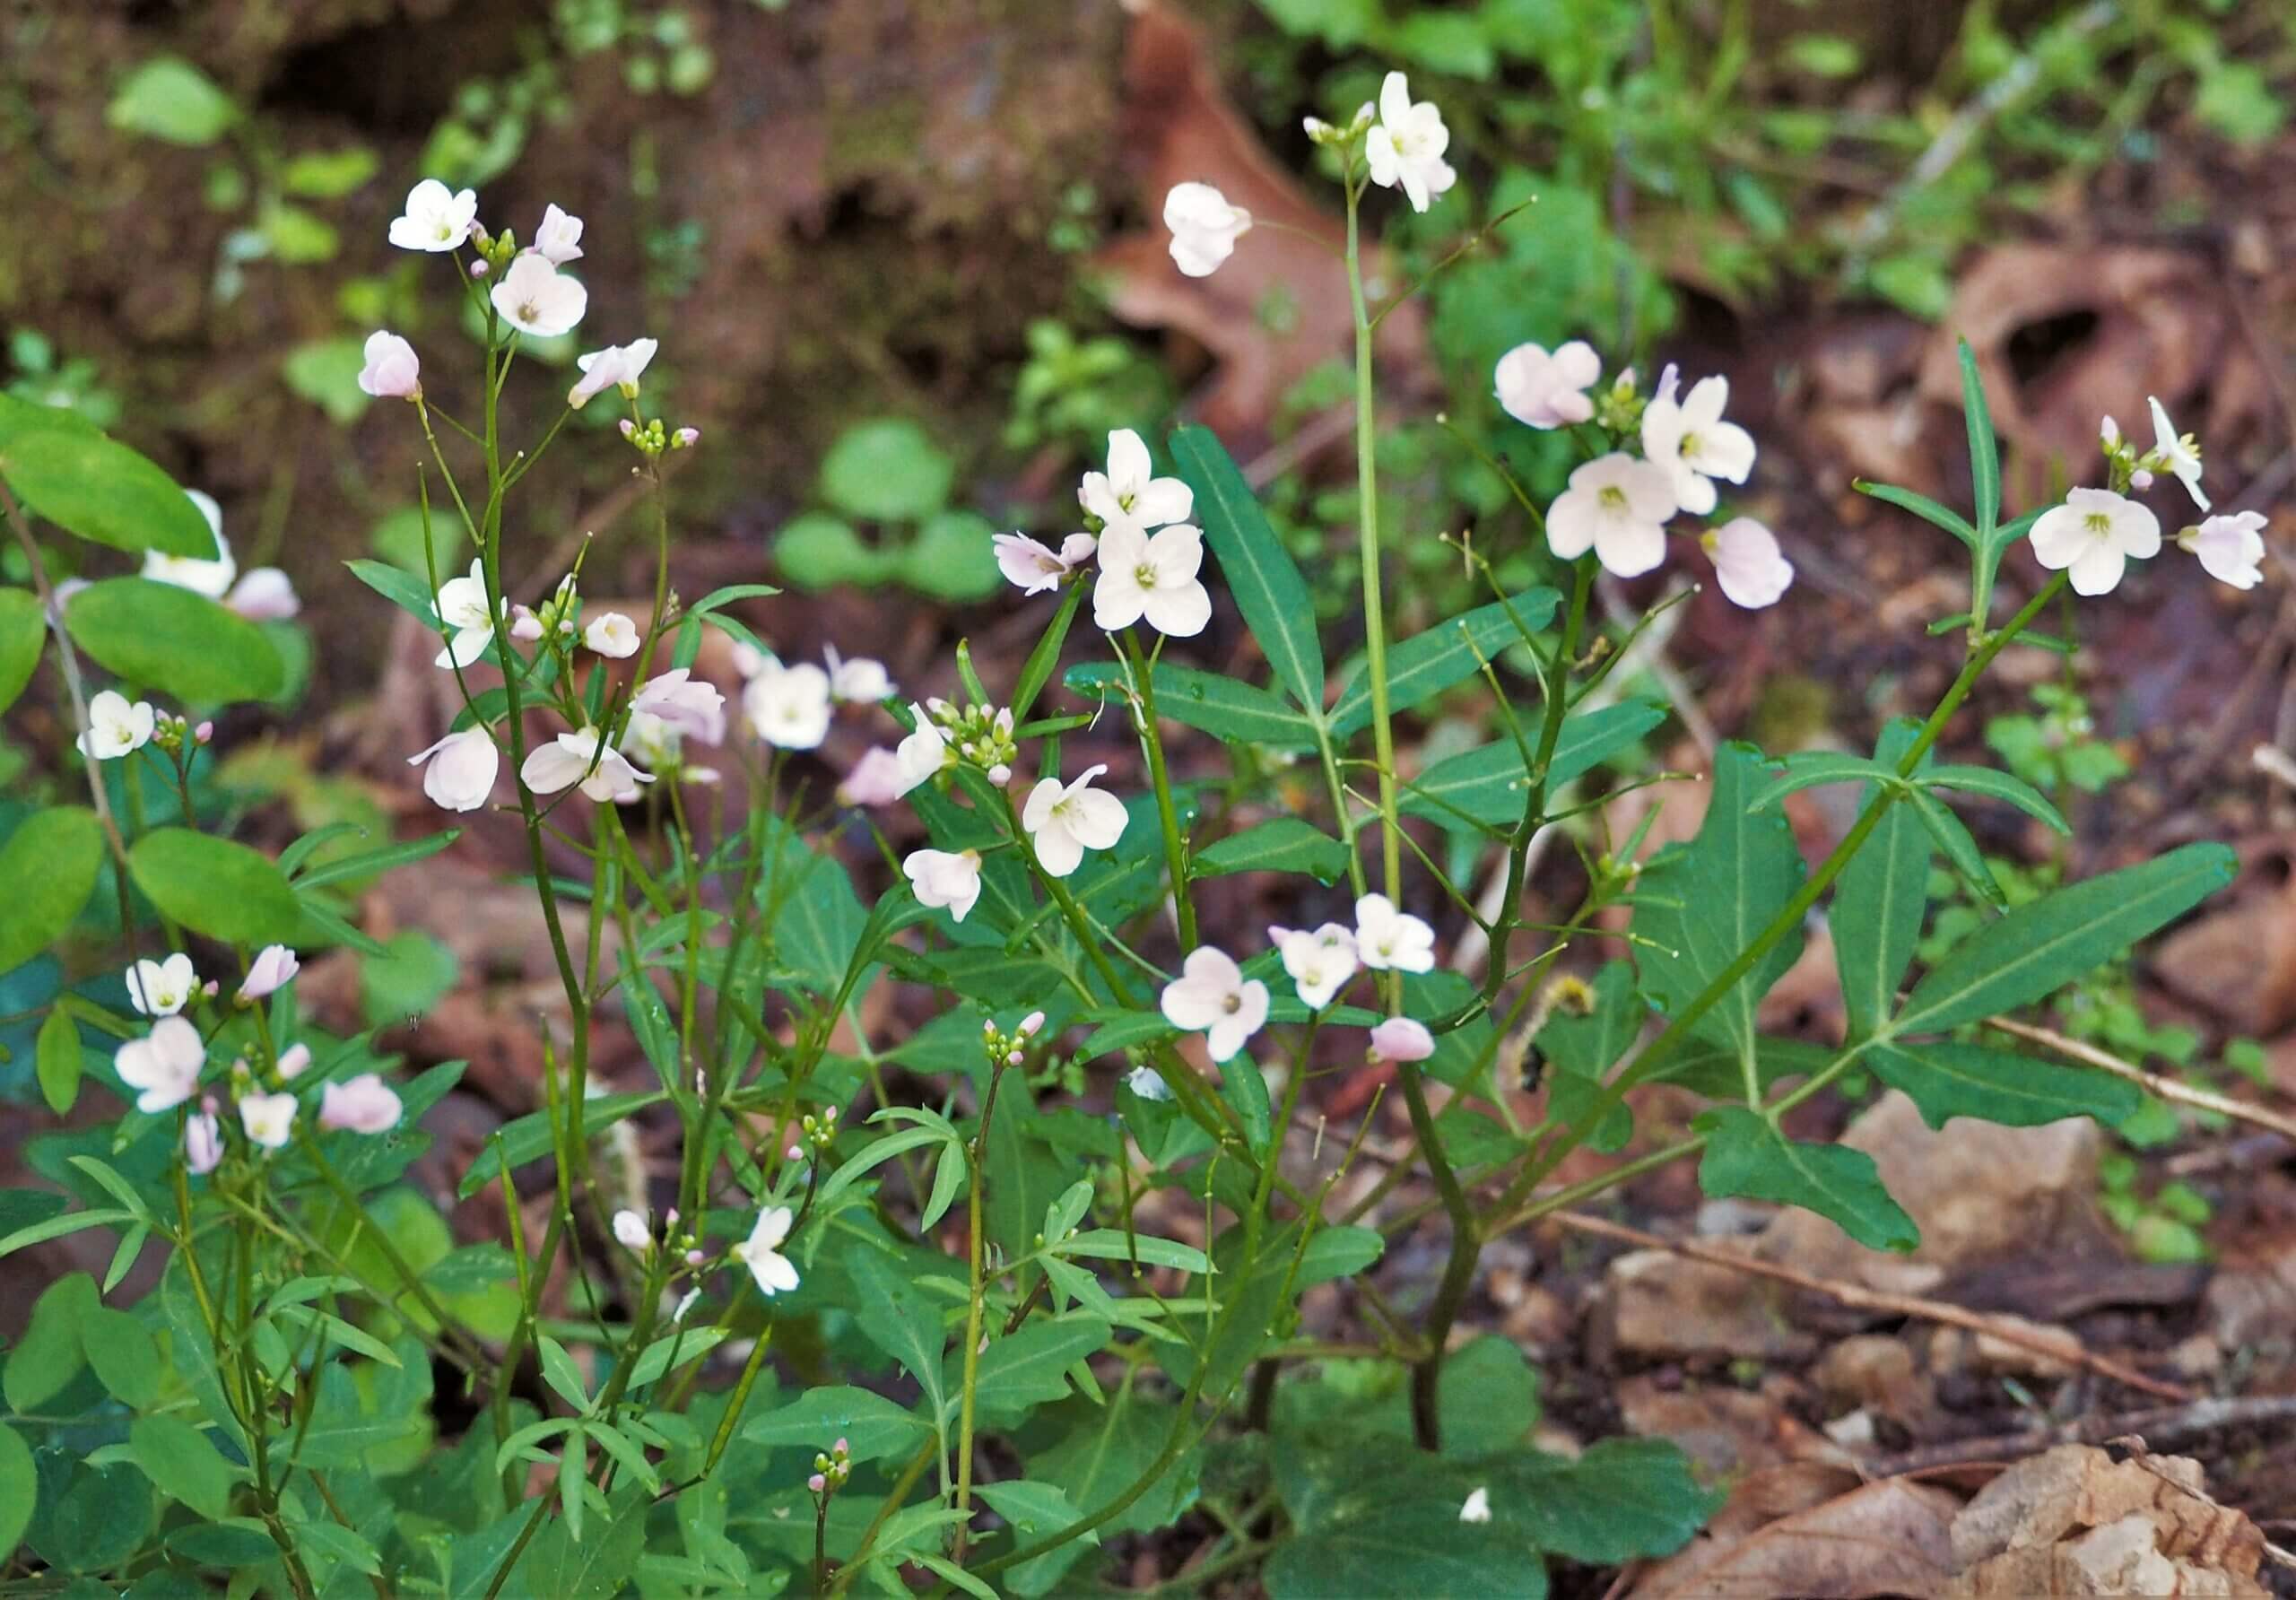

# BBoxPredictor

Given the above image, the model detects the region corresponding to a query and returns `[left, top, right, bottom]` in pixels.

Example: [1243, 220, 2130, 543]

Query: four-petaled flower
[2180, 510, 2266, 591]
[904, 848, 983, 922]
[1093, 523, 1212, 637]
[2149, 396, 2207, 511]
[239, 945, 300, 1002]
[744, 659, 834, 750]
[357, 331, 422, 400]
[824, 645, 892, 704]
[1022, 763, 1128, 877]
[239, 1091, 298, 1151]
[734, 1204, 802, 1296]
[569, 338, 657, 409]
[585, 612, 639, 658]
[631, 669, 726, 743]
[1641, 374, 1755, 516]
[1081, 429, 1194, 539]
[2030, 487, 2161, 597]
[838, 747, 907, 806]
[1163, 182, 1253, 278]
[1545, 453, 1676, 578]
[521, 726, 655, 803]
[894, 703, 950, 795]
[1364, 72, 1456, 213]
[388, 179, 478, 253]
[432, 559, 501, 668]
[408, 726, 500, 812]
[1703, 517, 1795, 609]
[490, 254, 587, 338]
[127, 952, 197, 1017]
[533, 203, 585, 265]
[1354, 893, 1435, 973]
[1495, 341, 1601, 430]
[80, 690, 156, 761]
[993, 532, 1096, 596]
[1269, 923, 1357, 1011]
[1160, 946, 1269, 1064]
[318, 1074, 402, 1134]
[117, 1017, 204, 1113]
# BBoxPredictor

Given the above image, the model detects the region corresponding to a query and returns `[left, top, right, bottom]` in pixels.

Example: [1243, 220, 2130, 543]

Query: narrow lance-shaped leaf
[1866, 1039, 2141, 1130]
[1168, 425, 1324, 713]
[1917, 764, 2070, 834]
[1831, 719, 1931, 1041]
[1326, 587, 1561, 738]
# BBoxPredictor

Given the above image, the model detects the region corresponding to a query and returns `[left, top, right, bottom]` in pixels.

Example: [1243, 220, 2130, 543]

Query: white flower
[1354, 893, 1435, 973]
[490, 254, 587, 338]
[612, 1209, 651, 1251]
[1545, 453, 1676, 578]
[1363, 72, 1456, 213]
[239, 1091, 298, 1151]
[276, 1043, 311, 1080]
[318, 1074, 401, 1134]
[227, 568, 300, 621]
[733, 1204, 801, 1296]
[79, 690, 156, 761]
[388, 179, 478, 253]
[1093, 523, 1211, 637]
[533, 203, 585, 265]
[619, 710, 679, 770]
[1703, 517, 1794, 609]
[1124, 1065, 1173, 1102]
[894, 703, 950, 795]
[839, 747, 907, 806]
[356, 330, 422, 400]
[904, 848, 983, 923]
[1162, 182, 1252, 277]
[1494, 341, 1601, 430]
[568, 337, 657, 409]
[431, 559, 501, 669]
[239, 945, 300, 1002]
[1642, 374, 1755, 516]
[521, 726, 655, 804]
[994, 532, 1097, 596]
[1269, 923, 1358, 1011]
[1081, 429, 1192, 538]
[1159, 946, 1269, 1065]
[744, 660, 834, 750]
[116, 1017, 204, 1113]
[824, 645, 892, 704]
[127, 953, 197, 1017]
[1368, 1017, 1435, 1063]
[2180, 510, 2266, 590]
[1459, 1486, 1492, 1524]
[185, 1109, 222, 1175]
[2149, 396, 2207, 511]
[1022, 764, 1128, 877]
[631, 669, 726, 744]
[2029, 487, 2161, 597]
[144, 491, 236, 599]
[584, 612, 640, 658]
[407, 726, 500, 812]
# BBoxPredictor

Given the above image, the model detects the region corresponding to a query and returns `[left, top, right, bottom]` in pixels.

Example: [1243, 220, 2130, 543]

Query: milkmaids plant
[0, 60, 2257, 1599]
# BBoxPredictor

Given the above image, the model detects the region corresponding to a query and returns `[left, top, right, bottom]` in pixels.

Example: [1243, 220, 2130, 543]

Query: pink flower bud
[510, 607, 545, 642]
[185, 1109, 223, 1175]
[787, 1143, 804, 1161]
[1367, 1017, 1436, 1064]
[195, 721, 214, 744]
[807, 1474, 827, 1494]
[619, 419, 637, 439]
[674, 427, 700, 448]
[276, 1042, 312, 1080]
[470, 259, 490, 278]
[238, 944, 300, 1002]
[685, 1248, 706, 1265]
[987, 763, 1012, 787]
[834, 1437, 848, 1455]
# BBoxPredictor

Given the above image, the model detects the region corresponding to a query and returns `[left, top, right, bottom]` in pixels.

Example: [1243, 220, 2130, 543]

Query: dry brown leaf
[1596, 1246, 1817, 1363]
[1630, 1477, 1961, 1600]
[1617, 1374, 1850, 1476]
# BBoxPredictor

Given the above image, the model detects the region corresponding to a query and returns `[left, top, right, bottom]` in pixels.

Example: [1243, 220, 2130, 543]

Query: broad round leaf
[0, 807, 102, 975]
[107, 57, 239, 146]
[0, 1424, 32, 1562]
[128, 827, 301, 948]
[0, 587, 44, 717]
[819, 419, 952, 522]
[65, 578, 283, 705]
[0, 429, 217, 559]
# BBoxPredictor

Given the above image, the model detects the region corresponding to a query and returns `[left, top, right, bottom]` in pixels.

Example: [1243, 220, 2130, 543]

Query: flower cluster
[1159, 895, 1440, 1065]
[2031, 403, 2263, 596]
[996, 430, 1212, 639]
[735, 639, 893, 753]
[138, 491, 301, 622]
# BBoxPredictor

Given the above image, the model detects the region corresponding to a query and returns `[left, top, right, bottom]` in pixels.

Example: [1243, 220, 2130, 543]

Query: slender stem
[1124, 632, 1198, 952]
[1344, 178, 1404, 911]
[952, 1048, 1013, 1561]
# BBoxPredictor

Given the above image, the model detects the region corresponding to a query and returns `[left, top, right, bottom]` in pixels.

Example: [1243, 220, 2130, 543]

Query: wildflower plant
[0, 63, 2256, 1598]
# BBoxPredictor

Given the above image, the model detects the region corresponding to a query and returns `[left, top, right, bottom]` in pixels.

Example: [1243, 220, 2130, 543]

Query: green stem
[1344, 178, 1403, 912]
[952, 1048, 1013, 1561]
[1124, 633, 1198, 952]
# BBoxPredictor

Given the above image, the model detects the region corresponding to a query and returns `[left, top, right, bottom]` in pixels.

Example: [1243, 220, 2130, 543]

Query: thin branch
[1983, 1014, 2296, 1143]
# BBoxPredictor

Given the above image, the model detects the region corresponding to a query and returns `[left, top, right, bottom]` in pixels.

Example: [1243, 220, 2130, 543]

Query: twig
[1550, 1210, 2192, 1403]
[1859, 1393, 2296, 1477]
[1982, 1014, 2296, 1143]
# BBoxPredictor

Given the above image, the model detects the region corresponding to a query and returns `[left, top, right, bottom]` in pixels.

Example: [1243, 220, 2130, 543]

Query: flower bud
[808, 1474, 827, 1494]
[469, 259, 490, 279]
[194, 720, 214, 744]
[619, 419, 637, 439]
[987, 763, 1012, 787]
[674, 427, 700, 448]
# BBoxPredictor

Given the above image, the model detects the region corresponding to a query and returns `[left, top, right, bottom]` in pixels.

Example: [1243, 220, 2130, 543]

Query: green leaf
[1918, 764, 2070, 834]
[1295, 1224, 1383, 1285]
[1401, 700, 1666, 830]
[0, 806, 102, 974]
[1960, 339, 2000, 538]
[281, 336, 369, 424]
[0, 1424, 33, 1561]
[1054, 1230, 1213, 1275]
[774, 512, 890, 591]
[743, 1386, 931, 1465]
[65, 578, 283, 703]
[1537, 961, 1640, 1153]
[4, 1272, 94, 1412]
[361, 929, 458, 1028]
[1492, 1438, 1718, 1563]
[1266, 1458, 1549, 1599]
[1908, 786, 2005, 909]
[291, 827, 461, 890]
[901, 509, 1004, 600]
[108, 57, 238, 145]
[35, 1006, 79, 1113]
[456, 1091, 663, 1198]
[1696, 1106, 1917, 1252]
[820, 419, 952, 522]
[1327, 587, 1561, 738]
[82, 1305, 159, 1407]
[343, 557, 440, 622]
[280, 146, 378, 197]
[0, 430, 218, 559]
[1893, 843, 2236, 1036]
[1634, 744, 1806, 1084]
[1011, 581, 1085, 725]
[1169, 425, 1323, 711]
[1066, 660, 1319, 749]
[1831, 720, 1931, 1041]
[128, 827, 302, 947]
[1853, 479, 1975, 547]
[0, 587, 43, 717]
[1867, 1039, 2142, 1129]
[129, 1414, 239, 1519]
[1192, 819, 1352, 884]
[849, 1251, 951, 1422]
[956, 1314, 1110, 1427]
[1745, 750, 1900, 811]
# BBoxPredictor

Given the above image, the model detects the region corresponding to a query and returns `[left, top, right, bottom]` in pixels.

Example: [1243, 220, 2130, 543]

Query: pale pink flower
[1080, 430, 1192, 538]
[408, 726, 500, 812]
[239, 945, 300, 1002]
[116, 1017, 204, 1113]
[838, 747, 907, 807]
[631, 669, 726, 743]
[227, 568, 300, 621]
[79, 691, 155, 761]
[1545, 453, 1675, 578]
[1354, 894, 1436, 974]
[1368, 1017, 1436, 1063]
[185, 1107, 223, 1175]
[2149, 396, 2207, 511]
[584, 612, 640, 658]
[994, 532, 1097, 596]
[823, 646, 892, 704]
[1364, 72, 1456, 213]
[276, 1043, 312, 1080]
[1021, 764, 1127, 877]
[1093, 524, 1211, 637]
[568, 338, 657, 409]
[521, 726, 654, 804]
[1163, 182, 1252, 277]
[1641, 375, 1755, 516]
[1159, 946, 1268, 1065]
[2029, 487, 2161, 597]
[318, 1074, 402, 1134]
[2179, 510, 2266, 590]
[1494, 341, 1600, 430]
[1703, 517, 1794, 609]
[732, 1205, 801, 1296]
[127, 953, 196, 1017]
[533, 203, 585, 265]
[356, 331, 422, 400]
[904, 848, 983, 923]
[239, 1091, 298, 1150]
[744, 660, 834, 750]
[388, 179, 477, 253]
[490, 254, 587, 338]
[1269, 923, 1356, 1011]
